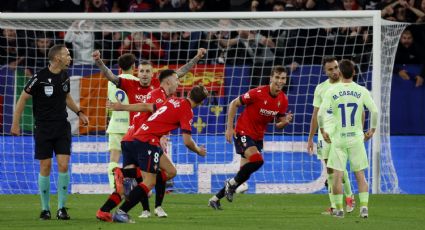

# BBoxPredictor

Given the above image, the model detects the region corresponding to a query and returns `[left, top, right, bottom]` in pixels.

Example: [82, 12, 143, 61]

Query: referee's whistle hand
[79, 114, 89, 126]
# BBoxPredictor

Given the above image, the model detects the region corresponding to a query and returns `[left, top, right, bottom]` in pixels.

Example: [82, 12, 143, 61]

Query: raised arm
[92, 50, 119, 85]
[10, 90, 32, 136]
[183, 133, 206, 156]
[405, 2, 425, 21]
[225, 97, 242, 143]
[175, 48, 207, 78]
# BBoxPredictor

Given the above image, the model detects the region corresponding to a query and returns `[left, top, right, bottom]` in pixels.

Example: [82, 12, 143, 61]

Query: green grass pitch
[0, 194, 424, 230]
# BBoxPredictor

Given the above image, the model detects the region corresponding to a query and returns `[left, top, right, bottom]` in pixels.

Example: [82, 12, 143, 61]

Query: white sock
[229, 178, 237, 186]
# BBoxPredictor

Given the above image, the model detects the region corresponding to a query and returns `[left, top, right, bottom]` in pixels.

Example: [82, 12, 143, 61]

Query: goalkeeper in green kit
[318, 59, 378, 218]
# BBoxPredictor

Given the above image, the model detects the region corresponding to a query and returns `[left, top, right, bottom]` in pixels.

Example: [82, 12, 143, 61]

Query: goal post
[371, 11, 382, 194]
[0, 11, 405, 194]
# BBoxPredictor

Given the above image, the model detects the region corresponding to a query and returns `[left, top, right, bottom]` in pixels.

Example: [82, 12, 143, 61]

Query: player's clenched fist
[92, 50, 101, 60]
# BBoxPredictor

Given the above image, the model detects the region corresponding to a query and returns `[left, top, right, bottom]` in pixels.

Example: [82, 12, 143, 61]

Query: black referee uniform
[24, 67, 72, 160]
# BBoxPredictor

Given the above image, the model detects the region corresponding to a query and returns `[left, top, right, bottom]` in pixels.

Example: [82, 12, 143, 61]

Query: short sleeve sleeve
[240, 88, 259, 105]
[63, 74, 70, 94]
[24, 74, 39, 95]
[312, 85, 322, 108]
[179, 104, 193, 134]
[108, 81, 120, 102]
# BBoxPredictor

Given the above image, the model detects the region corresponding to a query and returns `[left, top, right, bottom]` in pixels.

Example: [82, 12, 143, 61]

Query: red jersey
[133, 98, 193, 146]
[118, 77, 160, 123]
[122, 87, 167, 142]
[235, 85, 288, 141]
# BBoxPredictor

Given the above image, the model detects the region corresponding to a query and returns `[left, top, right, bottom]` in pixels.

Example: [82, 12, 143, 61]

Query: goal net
[0, 11, 405, 194]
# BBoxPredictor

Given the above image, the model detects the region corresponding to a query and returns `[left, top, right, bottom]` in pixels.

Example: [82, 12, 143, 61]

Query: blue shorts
[233, 134, 263, 158]
[133, 139, 163, 174]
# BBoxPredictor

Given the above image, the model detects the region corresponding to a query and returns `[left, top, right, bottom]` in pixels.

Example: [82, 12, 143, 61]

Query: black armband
[76, 110, 83, 116]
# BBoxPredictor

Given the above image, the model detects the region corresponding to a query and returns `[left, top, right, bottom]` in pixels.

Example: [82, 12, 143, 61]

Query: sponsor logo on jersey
[135, 94, 147, 102]
[259, 108, 278, 116]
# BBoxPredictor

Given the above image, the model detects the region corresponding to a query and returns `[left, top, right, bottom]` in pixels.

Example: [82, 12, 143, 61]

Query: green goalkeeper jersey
[106, 73, 138, 134]
[313, 79, 337, 133]
[319, 82, 378, 137]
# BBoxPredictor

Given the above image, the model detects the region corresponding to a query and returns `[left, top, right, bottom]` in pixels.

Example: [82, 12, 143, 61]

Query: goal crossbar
[0, 11, 381, 32]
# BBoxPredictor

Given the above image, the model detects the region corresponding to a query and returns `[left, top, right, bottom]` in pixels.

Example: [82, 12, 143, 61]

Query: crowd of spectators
[0, 0, 420, 14]
[0, 0, 424, 87]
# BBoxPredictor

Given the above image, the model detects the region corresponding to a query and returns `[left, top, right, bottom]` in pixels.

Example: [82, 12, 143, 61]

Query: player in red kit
[93, 48, 206, 123]
[96, 70, 180, 221]
[111, 85, 209, 223]
[208, 66, 293, 210]
[93, 50, 159, 124]
[116, 70, 180, 218]
[94, 49, 206, 222]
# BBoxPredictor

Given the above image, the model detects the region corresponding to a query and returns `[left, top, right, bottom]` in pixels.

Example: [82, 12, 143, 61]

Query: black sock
[120, 184, 149, 213]
[215, 187, 225, 199]
[155, 172, 166, 208]
[135, 172, 147, 210]
[141, 191, 150, 211]
[234, 161, 264, 184]
[100, 192, 121, 212]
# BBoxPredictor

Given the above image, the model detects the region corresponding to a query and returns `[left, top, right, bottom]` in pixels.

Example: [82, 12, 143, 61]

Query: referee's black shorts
[34, 120, 71, 160]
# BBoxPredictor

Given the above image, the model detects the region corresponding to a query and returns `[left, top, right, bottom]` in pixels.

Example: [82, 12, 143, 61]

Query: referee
[11, 44, 89, 220]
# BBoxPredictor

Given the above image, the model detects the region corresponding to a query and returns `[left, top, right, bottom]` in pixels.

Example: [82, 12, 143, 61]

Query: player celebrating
[112, 85, 209, 223]
[93, 50, 159, 124]
[116, 70, 181, 219]
[93, 48, 206, 197]
[105, 53, 139, 190]
[94, 50, 159, 192]
[307, 57, 355, 214]
[209, 66, 293, 210]
[318, 59, 378, 218]
[95, 49, 206, 221]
